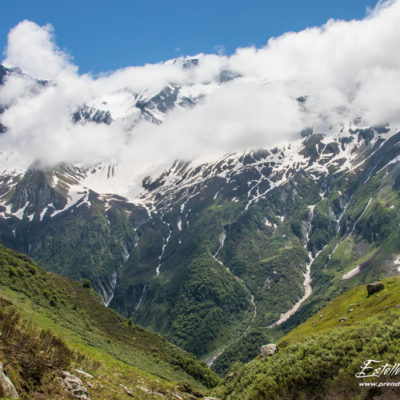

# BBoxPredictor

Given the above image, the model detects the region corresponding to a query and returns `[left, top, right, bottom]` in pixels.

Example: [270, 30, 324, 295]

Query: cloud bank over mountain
[1, 0, 400, 171]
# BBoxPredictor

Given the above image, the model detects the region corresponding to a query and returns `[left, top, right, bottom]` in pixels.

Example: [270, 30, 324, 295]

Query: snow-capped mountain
[72, 83, 192, 126]
[64, 59, 237, 128]
[1, 61, 400, 373]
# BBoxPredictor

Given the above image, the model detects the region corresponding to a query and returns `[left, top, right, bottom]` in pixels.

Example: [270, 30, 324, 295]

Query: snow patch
[155, 223, 172, 276]
[40, 207, 48, 221]
[104, 271, 118, 307]
[134, 283, 147, 312]
[51, 187, 87, 217]
[14, 202, 29, 220]
[342, 266, 361, 280]
[264, 217, 272, 227]
[122, 244, 130, 263]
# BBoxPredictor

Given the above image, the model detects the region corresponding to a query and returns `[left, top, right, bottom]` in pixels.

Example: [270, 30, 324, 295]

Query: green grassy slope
[213, 276, 400, 400]
[285, 158, 400, 333]
[0, 243, 220, 399]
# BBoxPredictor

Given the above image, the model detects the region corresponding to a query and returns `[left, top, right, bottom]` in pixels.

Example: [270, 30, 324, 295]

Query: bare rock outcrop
[0, 361, 19, 399]
[260, 343, 277, 357]
[60, 371, 90, 400]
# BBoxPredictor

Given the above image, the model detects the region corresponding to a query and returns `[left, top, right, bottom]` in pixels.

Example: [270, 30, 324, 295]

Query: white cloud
[3, 20, 77, 80]
[1, 1, 400, 174]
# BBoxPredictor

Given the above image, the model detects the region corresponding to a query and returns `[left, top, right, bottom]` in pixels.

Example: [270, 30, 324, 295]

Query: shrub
[0, 301, 73, 385]
[82, 279, 91, 288]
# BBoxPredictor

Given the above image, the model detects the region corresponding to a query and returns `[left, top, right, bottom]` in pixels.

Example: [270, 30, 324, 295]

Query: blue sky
[1, 0, 380, 74]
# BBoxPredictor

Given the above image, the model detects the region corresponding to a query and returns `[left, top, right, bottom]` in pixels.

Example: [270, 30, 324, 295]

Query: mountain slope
[0, 243, 219, 399]
[2, 63, 400, 371]
[1, 124, 400, 371]
[210, 128, 400, 373]
[213, 276, 400, 399]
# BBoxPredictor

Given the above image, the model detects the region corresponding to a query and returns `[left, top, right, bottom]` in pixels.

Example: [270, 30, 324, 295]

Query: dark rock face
[72, 105, 112, 125]
[181, 58, 199, 69]
[136, 85, 179, 122]
[0, 65, 8, 86]
[218, 69, 241, 83]
[10, 168, 67, 214]
[367, 281, 384, 296]
[0, 65, 9, 134]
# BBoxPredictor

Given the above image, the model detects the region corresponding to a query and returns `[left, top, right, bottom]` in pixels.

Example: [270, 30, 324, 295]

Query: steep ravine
[268, 205, 319, 327]
[205, 230, 257, 366]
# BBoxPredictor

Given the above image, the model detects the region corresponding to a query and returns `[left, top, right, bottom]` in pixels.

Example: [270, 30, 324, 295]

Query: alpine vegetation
[0, 1, 400, 399]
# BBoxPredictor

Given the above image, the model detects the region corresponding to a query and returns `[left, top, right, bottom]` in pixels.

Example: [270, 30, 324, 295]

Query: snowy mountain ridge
[0, 119, 395, 223]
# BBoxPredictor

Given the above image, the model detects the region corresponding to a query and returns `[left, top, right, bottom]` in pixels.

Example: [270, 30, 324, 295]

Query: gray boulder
[0, 361, 19, 399]
[60, 371, 90, 400]
[367, 281, 384, 296]
[260, 344, 277, 357]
